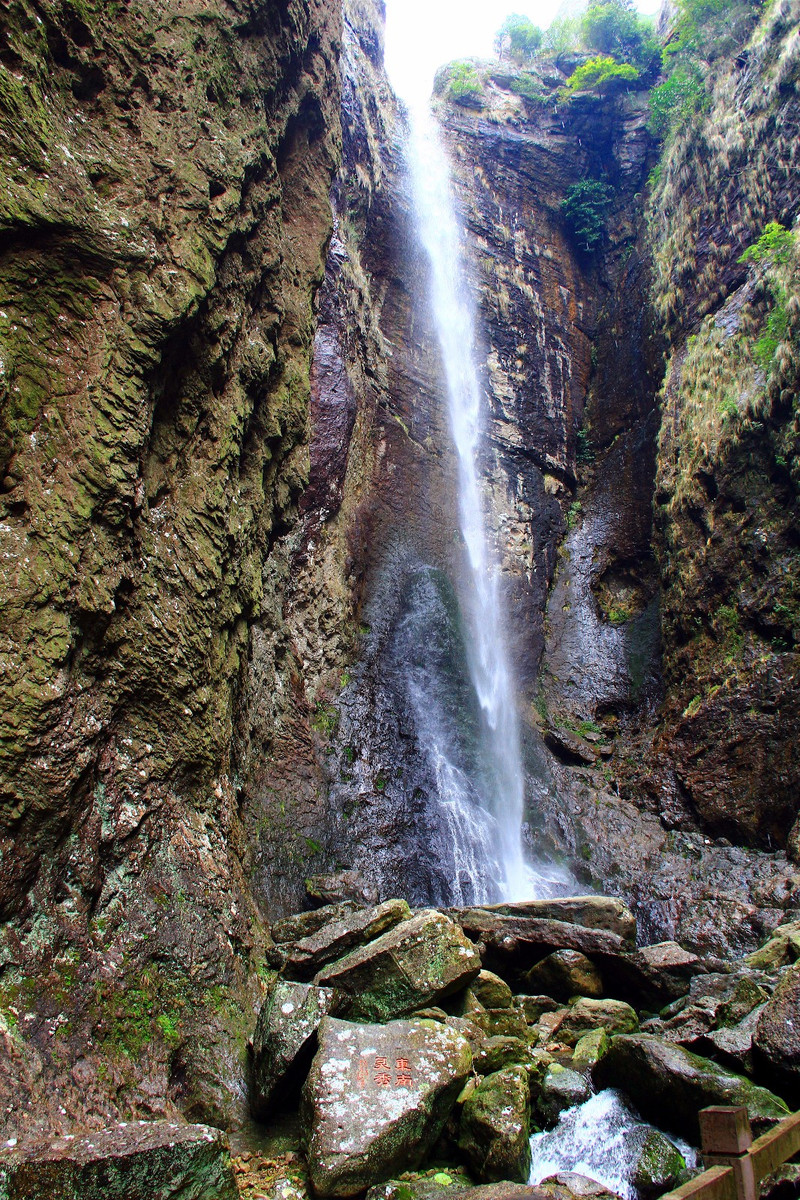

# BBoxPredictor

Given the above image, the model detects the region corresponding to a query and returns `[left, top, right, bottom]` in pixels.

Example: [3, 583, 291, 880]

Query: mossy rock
[594, 1033, 789, 1141]
[457, 1066, 531, 1183]
[632, 1128, 686, 1198]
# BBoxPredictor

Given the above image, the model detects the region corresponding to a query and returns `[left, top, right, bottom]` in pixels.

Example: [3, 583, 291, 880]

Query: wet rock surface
[457, 1066, 532, 1184]
[593, 1034, 789, 1141]
[280, 900, 412, 981]
[0, 1121, 237, 1200]
[754, 963, 800, 1102]
[0, 0, 344, 1133]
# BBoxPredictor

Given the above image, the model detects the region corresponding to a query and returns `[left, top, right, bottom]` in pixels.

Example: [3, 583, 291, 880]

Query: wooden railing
[662, 1106, 800, 1200]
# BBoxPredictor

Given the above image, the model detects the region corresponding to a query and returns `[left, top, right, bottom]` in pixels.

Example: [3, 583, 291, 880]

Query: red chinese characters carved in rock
[354, 1054, 414, 1089]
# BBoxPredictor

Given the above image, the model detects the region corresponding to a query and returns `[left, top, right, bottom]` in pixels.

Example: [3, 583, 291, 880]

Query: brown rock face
[641, 1, 800, 848]
[0, 0, 342, 1133]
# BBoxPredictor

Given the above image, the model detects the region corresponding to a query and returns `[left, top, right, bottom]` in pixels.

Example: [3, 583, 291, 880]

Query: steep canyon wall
[1, 0, 800, 1139]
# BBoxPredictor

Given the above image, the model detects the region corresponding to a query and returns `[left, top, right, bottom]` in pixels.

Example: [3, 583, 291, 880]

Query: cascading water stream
[406, 106, 527, 900]
[403, 99, 565, 902]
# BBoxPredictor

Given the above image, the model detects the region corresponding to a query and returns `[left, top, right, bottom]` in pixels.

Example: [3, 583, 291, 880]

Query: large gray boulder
[597, 942, 706, 1009]
[594, 1033, 789, 1141]
[250, 979, 340, 1118]
[558, 998, 639, 1046]
[446, 909, 627, 984]
[315, 910, 481, 1022]
[271, 901, 363, 947]
[457, 1065, 532, 1183]
[451, 897, 636, 945]
[0, 1122, 237, 1200]
[630, 1128, 686, 1199]
[281, 899, 412, 981]
[535, 1065, 592, 1126]
[301, 1017, 472, 1197]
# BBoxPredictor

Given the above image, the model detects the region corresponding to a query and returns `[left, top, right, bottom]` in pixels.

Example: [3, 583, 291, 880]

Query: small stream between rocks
[528, 1090, 698, 1200]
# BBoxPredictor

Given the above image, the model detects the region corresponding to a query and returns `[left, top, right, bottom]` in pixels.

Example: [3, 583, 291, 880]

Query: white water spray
[529, 1090, 698, 1199]
[405, 101, 556, 901]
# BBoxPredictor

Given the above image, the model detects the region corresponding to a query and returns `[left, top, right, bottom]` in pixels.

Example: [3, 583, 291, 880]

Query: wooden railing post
[699, 1106, 757, 1200]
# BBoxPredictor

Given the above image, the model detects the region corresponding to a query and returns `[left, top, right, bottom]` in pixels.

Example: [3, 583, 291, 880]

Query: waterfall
[404, 101, 561, 903]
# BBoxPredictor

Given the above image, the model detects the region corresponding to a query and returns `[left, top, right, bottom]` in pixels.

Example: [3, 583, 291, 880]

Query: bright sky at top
[385, 0, 662, 106]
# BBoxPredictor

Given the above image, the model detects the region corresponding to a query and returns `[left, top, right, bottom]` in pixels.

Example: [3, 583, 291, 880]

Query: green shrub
[755, 293, 790, 368]
[582, 0, 660, 69]
[561, 179, 614, 251]
[739, 225, 796, 370]
[738, 222, 796, 266]
[563, 55, 641, 96]
[648, 65, 706, 137]
[541, 15, 583, 57]
[496, 14, 543, 61]
[446, 61, 483, 104]
[510, 73, 547, 103]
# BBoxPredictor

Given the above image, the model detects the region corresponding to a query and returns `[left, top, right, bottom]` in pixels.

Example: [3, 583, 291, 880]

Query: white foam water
[529, 1090, 698, 1200]
[404, 98, 569, 902]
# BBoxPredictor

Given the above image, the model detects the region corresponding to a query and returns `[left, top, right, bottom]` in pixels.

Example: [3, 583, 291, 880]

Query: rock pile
[250, 895, 798, 1199]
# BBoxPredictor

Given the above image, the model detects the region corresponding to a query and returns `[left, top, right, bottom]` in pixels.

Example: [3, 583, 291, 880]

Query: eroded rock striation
[0, 0, 343, 1132]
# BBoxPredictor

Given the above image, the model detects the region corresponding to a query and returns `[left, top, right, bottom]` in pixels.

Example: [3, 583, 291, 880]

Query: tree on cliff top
[495, 14, 543, 62]
[582, 0, 660, 70]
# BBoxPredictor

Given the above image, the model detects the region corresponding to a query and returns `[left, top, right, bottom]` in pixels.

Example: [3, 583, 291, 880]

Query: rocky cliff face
[0, 0, 342, 1134]
[2, 0, 800, 1143]
[246, 4, 800, 948]
[640, 0, 800, 850]
[430, 57, 799, 954]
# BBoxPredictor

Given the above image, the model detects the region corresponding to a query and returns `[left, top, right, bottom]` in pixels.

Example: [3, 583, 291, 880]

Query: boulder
[530, 1008, 570, 1050]
[746, 922, 800, 971]
[446, 912, 626, 985]
[301, 1017, 472, 1197]
[558, 998, 639, 1046]
[473, 1035, 530, 1075]
[365, 1168, 472, 1200]
[642, 969, 767, 1046]
[537, 1175, 622, 1199]
[457, 1065, 531, 1183]
[453, 989, 487, 1018]
[754, 962, 800, 1099]
[250, 979, 340, 1118]
[271, 901, 363, 946]
[451, 897, 636, 945]
[597, 942, 707, 1009]
[535, 1065, 591, 1126]
[0, 1122, 237, 1200]
[594, 1034, 789, 1141]
[571, 1029, 610, 1072]
[641, 971, 769, 1061]
[470, 970, 514, 1009]
[630, 1128, 686, 1199]
[468, 1008, 530, 1041]
[705, 1003, 767, 1072]
[413, 1007, 450, 1022]
[282, 899, 411, 981]
[515, 995, 561, 1024]
[524, 951, 603, 1001]
[306, 871, 379, 907]
[315, 910, 481, 1022]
